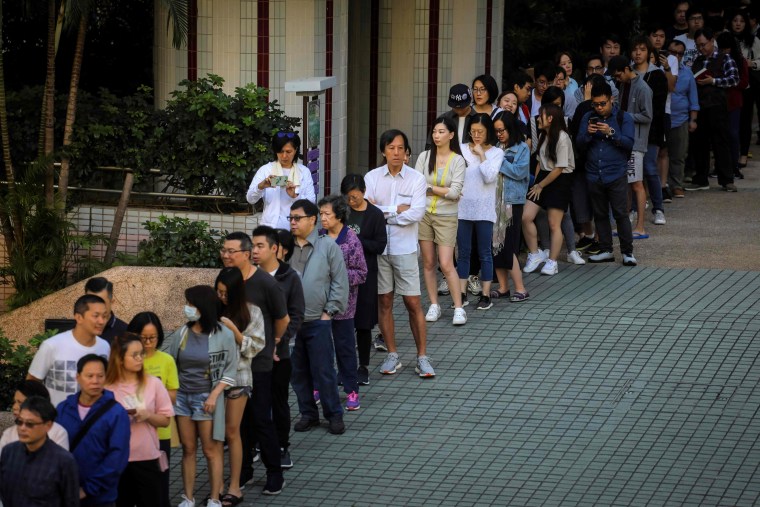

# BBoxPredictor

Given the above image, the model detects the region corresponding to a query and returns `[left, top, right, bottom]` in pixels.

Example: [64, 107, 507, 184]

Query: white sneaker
[623, 254, 638, 266]
[452, 307, 467, 325]
[566, 250, 586, 265]
[437, 279, 450, 295]
[425, 304, 441, 322]
[178, 495, 195, 507]
[629, 211, 637, 224]
[652, 210, 666, 225]
[467, 275, 482, 295]
[541, 258, 558, 275]
[523, 250, 548, 273]
[207, 500, 222, 507]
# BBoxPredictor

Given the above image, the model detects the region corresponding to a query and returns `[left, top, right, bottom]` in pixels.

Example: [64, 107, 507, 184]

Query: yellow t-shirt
[143, 350, 179, 440]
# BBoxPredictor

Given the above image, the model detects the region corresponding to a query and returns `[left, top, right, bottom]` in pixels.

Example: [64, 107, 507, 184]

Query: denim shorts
[174, 390, 213, 421]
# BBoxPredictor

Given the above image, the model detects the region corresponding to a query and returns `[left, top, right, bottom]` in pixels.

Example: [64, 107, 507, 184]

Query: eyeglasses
[15, 418, 45, 428]
[276, 132, 296, 138]
[472, 87, 487, 94]
[129, 351, 146, 360]
[495, 128, 506, 135]
[287, 215, 314, 222]
[469, 130, 486, 137]
[688, 15, 703, 21]
[140, 335, 159, 343]
[696, 42, 709, 49]
[535, 79, 550, 88]
[591, 101, 609, 109]
[345, 194, 363, 203]
[587, 65, 604, 73]
[219, 248, 246, 256]
[669, 50, 685, 56]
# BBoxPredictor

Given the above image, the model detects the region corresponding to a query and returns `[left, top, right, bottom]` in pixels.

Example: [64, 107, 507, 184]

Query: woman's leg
[456, 220, 473, 295]
[521, 201, 540, 252]
[420, 240, 439, 306]
[561, 209, 576, 253]
[547, 208, 565, 260]
[177, 416, 198, 500]
[631, 181, 647, 235]
[740, 88, 753, 163]
[509, 255, 527, 293]
[198, 420, 224, 502]
[437, 244, 462, 308]
[475, 221, 494, 296]
[224, 394, 248, 498]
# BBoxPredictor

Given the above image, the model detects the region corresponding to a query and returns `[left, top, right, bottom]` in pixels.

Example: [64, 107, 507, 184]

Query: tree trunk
[40, 0, 57, 209]
[0, 0, 21, 252]
[104, 171, 134, 265]
[57, 14, 88, 213]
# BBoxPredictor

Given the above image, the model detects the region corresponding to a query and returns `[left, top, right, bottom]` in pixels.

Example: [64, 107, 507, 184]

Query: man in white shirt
[674, 6, 705, 68]
[364, 129, 435, 378]
[27, 295, 110, 407]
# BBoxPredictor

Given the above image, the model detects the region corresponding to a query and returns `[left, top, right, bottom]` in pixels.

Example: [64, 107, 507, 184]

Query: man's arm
[714, 54, 739, 88]
[325, 241, 349, 316]
[386, 172, 426, 226]
[81, 408, 130, 500]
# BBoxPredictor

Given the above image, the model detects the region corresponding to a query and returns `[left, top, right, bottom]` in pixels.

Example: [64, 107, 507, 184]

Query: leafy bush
[0, 328, 57, 411]
[137, 215, 224, 268]
[153, 74, 300, 202]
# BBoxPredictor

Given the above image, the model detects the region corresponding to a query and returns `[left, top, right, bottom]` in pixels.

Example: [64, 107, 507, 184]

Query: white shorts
[626, 151, 644, 183]
[377, 253, 421, 296]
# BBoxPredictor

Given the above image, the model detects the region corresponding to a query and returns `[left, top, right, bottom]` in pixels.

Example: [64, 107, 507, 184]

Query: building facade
[154, 0, 504, 196]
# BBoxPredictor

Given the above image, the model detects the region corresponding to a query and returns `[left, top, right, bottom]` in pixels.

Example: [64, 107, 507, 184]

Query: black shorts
[534, 171, 573, 211]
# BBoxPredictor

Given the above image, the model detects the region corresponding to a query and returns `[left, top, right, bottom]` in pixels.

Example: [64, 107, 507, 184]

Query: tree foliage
[153, 74, 300, 203]
[137, 215, 224, 269]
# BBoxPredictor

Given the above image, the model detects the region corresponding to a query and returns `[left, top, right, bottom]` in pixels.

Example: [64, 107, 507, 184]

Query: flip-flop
[489, 289, 510, 299]
[221, 493, 244, 506]
[632, 232, 649, 239]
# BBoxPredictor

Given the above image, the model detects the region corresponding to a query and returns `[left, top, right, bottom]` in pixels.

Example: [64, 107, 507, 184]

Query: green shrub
[0, 328, 57, 411]
[137, 215, 224, 268]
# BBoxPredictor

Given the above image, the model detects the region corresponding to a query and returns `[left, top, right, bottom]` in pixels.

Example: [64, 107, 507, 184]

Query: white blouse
[458, 144, 505, 223]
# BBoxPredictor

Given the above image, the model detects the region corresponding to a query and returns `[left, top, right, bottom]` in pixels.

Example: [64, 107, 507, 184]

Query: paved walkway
[170, 166, 760, 506]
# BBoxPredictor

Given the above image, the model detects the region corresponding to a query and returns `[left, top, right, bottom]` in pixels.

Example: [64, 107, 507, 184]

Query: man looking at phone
[686, 27, 739, 192]
[576, 82, 636, 266]
[247, 131, 316, 229]
[364, 129, 435, 378]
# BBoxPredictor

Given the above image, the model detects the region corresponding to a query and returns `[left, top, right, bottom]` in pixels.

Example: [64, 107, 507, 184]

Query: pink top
[108, 375, 174, 462]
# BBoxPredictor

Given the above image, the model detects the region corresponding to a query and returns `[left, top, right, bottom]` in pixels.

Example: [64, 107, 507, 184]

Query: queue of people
[0, 5, 754, 506]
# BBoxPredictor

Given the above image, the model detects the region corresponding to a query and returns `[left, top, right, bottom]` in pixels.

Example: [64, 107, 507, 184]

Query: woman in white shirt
[457, 113, 505, 311]
[0, 380, 69, 455]
[522, 104, 576, 276]
[246, 132, 316, 229]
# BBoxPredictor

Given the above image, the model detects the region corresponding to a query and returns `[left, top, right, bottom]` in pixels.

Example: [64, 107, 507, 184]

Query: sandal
[221, 493, 244, 506]
[510, 291, 530, 302]
[489, 289, 510, 299]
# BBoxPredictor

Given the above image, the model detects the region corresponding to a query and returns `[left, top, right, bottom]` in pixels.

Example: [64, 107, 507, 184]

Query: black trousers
[116, 459, 162, 507]
[271, 358, 292, 450]
[241, 371, 282, 478]
[691, 103, 733, 186]
[158, 439, 171, 507]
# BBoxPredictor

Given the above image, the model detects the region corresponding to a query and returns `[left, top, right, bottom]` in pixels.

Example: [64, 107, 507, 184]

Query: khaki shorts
[377, 253, 421, 296]
[626, 151, 644, 183]
[418, 213, 458, 247]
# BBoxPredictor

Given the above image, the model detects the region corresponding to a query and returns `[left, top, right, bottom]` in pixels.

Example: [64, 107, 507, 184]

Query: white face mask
[183, 305, 200, 321]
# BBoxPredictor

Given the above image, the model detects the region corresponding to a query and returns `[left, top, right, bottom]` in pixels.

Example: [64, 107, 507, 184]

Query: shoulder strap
[69, 398, 118, 452]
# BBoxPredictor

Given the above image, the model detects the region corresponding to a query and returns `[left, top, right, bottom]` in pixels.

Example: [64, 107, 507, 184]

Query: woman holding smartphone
[246, 131, 316, 229]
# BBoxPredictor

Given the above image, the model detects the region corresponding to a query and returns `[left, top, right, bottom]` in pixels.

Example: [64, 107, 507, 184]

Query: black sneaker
[262, 473, 285, 495]
[449, 293, 468, 309]
[293, 417, 319, 432]
[476, 296, 493, 310]
[576, 236, 595, 251]
[586, 241, 602, 255]
[328, 416, 345, 435]
[357, 365, 370, 386]
[280, 448, 293, 469]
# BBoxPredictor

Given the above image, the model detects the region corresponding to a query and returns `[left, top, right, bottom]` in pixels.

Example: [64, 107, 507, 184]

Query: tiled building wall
[0, 207, 259, 314]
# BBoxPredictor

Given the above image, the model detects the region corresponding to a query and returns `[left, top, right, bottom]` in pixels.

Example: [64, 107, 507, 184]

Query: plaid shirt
[695, 49, 739, 88]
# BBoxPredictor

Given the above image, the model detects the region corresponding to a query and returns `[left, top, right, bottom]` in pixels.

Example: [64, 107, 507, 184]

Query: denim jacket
[499, 142, 530, 205]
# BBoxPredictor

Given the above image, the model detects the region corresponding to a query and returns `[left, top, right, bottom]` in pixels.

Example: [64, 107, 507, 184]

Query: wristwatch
[325, 309, 338, 317]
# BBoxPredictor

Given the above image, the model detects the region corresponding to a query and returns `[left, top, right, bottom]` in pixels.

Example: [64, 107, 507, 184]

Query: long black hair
[184, 285, 222, 334]
[492, 111, 522, 149]
[463, 113, 498, 146]
[717, 31, 745, 74]
[730, 10, 755, 49]
[427, 115, 462, 174]
[536, 103, 567, 165]
[215, 267, 251, 333]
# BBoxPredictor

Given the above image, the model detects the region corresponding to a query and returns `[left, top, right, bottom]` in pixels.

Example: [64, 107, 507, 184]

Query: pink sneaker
[345, 391, 360, 411]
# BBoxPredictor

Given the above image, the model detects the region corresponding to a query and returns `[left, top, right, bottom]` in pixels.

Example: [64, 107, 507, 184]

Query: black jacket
[274, 260, 305, 359]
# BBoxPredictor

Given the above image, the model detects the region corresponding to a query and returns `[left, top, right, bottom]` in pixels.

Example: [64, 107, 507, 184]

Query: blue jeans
[291, 320, 342, 420]
[456, 220, 493, 282]
[332, 318, 359, 394]
[643, 143, 664, 213]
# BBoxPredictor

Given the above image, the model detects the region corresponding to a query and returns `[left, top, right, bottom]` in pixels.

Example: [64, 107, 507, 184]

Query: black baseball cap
[448, 84, 472, 108]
